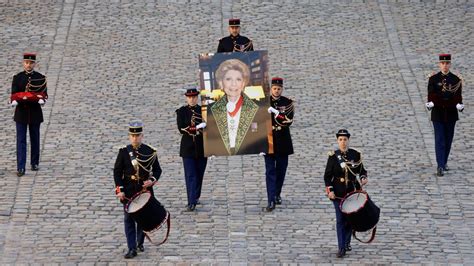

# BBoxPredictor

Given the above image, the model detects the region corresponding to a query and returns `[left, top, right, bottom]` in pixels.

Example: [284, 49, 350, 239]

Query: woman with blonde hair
[205, 58, 268, 156]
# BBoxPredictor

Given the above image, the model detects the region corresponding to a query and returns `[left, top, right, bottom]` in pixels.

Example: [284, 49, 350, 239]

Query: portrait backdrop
[198, 51, 273, 156]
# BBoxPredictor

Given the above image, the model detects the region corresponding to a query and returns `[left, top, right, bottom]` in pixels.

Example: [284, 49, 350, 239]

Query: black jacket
[11, 71, 48, 124]
[217, 35, 254, 53]
[270, 96, 294, 155]
[323, 148, 367, 199]
[176, 104, 205, 158]
[113, 143, 162, 201]
[428, 71, 463, 122]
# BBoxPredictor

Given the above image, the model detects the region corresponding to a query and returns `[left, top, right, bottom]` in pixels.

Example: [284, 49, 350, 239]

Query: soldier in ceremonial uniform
[425, 54, 464, 177]
[176, 88, 207, 212]
[323, 129, 368, 258]
[10, 53, 48, 177]
[263, 77, 294, 212]
[217, 18, 254, 53]
[113, 122, 162, 259]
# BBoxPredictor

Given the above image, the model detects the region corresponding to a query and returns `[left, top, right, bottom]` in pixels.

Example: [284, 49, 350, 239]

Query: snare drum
[126, 191, 170, 245]
[340, 190, 380, 243]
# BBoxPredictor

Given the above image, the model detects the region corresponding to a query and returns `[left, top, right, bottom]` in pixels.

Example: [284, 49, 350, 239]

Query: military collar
[131, 143, 142, 150]
[230, 34, 240, 39]
[24, 70, 34, 75]
[441, 71, 450, 76]
[271, 95, 281, 101]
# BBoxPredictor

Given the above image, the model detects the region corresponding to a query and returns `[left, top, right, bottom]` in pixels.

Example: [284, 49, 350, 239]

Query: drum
[125, 191, 170, 245]
[340, 190, 380, 243]
[11, 91, 47, 103]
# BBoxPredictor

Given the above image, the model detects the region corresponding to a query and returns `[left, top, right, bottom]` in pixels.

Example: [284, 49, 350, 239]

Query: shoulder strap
[126, 145, 137, 162]
[334, 150, 344, 165]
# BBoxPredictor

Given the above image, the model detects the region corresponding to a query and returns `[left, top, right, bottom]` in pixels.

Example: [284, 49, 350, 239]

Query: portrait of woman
[204, 58, 270, 156]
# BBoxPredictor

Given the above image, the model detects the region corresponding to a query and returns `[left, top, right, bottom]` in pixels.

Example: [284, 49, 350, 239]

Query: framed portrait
[198, 51, 273, 156]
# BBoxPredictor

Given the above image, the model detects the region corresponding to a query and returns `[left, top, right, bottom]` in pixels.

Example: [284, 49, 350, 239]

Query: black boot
[437, 167, 444, 177]
[17, 169, 25, 177]
[264, 201, 275, 212]
[336, 248, 346, 258]
[137, 244, 144, 252]
[275, 196, 282, 205]
[124, 249, 137, 259]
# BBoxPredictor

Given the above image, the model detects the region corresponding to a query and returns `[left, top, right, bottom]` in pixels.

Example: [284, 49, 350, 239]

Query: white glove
[456, 103, 464, 112]
[208, 155, 216, 161]
[340, 162, 346, 169]
[258, 152, 266, 156]
[11, 100, 18, 107]
[268, 107, 279, 115]
[196, 122, 207, 129]
[38, 99, 45, 105]
[425, 102, 434, 108]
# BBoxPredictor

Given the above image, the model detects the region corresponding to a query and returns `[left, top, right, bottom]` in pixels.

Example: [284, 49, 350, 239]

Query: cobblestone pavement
[0, 0, 473, 264]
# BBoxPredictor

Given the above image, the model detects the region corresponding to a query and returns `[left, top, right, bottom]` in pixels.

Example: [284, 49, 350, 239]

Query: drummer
[323, 129, 368, 258]
[113, 122, 162, 259]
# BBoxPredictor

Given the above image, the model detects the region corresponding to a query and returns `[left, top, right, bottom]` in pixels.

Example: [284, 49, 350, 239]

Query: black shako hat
[129, 121, 143, 135]
[271, 77, 283, 86]
[439, 54, 451, 62]
[23, 53, 36, 61]
[336, 129, 351, 138]
[229, 18, 240, 27]
[184, 88, 199, 96]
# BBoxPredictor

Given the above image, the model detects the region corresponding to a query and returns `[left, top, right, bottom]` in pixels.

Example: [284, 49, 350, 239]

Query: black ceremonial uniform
[324, 146, 367, 256]
[217, 35, 254, 53]
[12, 67, 48, 175]
[271, 96, 294, 155]
[113, 143, 162, 200]
[324, 148, 367, 199]
[263, 77, 295, 211]
[12, 70, 47, 124]
[114, 140, 162, 257]
[176, 101, 207, 210]
[428, 71, 462, 123]
[176, 104, 205, 158]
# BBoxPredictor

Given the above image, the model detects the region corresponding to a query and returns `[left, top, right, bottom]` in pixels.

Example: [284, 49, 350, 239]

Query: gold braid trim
[274, 102, 294, 127]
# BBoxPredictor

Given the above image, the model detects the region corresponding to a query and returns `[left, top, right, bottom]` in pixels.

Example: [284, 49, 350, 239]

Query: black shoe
[444, 165, 450, 171]
[196, 200, 201, 205]
[264, 202, 275, 212]
[124, 249, 137, 259]
[275, 196, 282, 205]
[31, 165, 39, 171]
[186, 204, 196, 212]
[17, 169, 25, 177]
[345, 244, 352, 251]
[437, 167, 444, 177]
[336, 248, 346, 258]
[137, 244, 144, 252]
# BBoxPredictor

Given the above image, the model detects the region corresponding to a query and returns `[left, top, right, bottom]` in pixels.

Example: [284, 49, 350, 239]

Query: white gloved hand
[425, 102, 434, 108]
[11, 100, 18, 107]
[208, 155, 216, 161]
[340, 162, 346, 169]
[258, 152, 266, 156]
[268, 107, 279, 115]
[456, 103, 464, 112]
[38, 99, 45, 105]
[196, 122, 207, 129]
